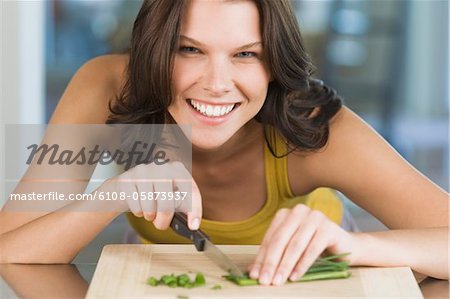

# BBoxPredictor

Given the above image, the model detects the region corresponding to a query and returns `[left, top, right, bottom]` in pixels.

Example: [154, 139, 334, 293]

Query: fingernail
[273, 273, 282, 285]
[191, 218, 200, 230]
[289, 272, 298, 282]
[259, 272, 269, 285]
[249, 267, 259, 279]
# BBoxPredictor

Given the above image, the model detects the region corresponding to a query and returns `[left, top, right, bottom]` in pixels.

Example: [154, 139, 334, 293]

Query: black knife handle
[170, 212, 209, 251]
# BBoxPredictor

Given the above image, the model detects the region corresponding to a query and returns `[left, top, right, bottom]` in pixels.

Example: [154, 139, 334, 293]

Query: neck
[192, 120, 262, 164]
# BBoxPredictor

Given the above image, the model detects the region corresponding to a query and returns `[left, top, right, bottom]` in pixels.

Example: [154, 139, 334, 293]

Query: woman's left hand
[247, 204, 360, 286]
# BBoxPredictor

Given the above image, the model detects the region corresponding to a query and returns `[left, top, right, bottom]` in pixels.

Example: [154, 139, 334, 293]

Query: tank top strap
[263, 126, 295, 199]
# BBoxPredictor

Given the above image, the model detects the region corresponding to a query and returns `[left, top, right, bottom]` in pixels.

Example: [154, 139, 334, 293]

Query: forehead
[181, 0, 261, 43]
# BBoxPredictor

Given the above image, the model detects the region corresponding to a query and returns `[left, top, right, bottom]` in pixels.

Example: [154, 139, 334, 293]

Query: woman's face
[169, 0, 271, 150]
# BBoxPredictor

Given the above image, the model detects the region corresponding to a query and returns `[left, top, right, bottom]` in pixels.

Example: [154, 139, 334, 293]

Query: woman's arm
[1, 54, 202, 264]
[0, 198, 121, 264]
[0, 263, 88, 298]
[249, 208, 448, 285]
[0, 55, 124, 234]
[0, 55, 126, 263]
[304, 106, 448, 276]
[251, 105, 448, 286]
[353, 227, 448, 279]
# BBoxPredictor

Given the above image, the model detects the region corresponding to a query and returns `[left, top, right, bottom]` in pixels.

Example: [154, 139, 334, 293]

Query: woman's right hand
[99, 161, 202, 231]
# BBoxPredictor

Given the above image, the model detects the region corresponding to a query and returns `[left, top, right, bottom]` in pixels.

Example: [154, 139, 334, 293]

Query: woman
[1, 0, 448, 287]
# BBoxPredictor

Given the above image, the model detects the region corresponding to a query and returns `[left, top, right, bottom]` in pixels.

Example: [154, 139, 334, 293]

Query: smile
[188, 99, 237, 118]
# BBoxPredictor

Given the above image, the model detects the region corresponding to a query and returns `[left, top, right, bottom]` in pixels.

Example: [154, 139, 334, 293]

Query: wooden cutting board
[86, 244, 423, 298]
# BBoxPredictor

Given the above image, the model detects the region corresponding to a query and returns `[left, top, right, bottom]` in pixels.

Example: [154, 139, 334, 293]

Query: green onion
[146, 272, 207, 289]
[194, 273, 206, 286]
[222, 273, 259, 286]
[146, 253, 352, 289]
[296, 270, 350, 282]
[318, 253, 350, 261]
[177, 274, 190, 286]
[223, 252, 352, 286]
[146, 277, 159, 286]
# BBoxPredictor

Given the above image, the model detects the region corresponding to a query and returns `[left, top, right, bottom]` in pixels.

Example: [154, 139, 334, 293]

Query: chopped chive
[160, 274, 176, 285]
[177, 274, 190, 286]
[168, 281, 178, 288]
[222, 274, 259, 286]
[185, 282, 195, 289]
[147, 253, 352, 289]
[146, 277, 159, 286]
[147, 273, 206, 289]
[194, 273, 206, 286]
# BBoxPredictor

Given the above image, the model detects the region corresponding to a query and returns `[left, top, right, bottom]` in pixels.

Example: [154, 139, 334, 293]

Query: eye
[179, 46, 200, 54]
[236, 51, 258, 58]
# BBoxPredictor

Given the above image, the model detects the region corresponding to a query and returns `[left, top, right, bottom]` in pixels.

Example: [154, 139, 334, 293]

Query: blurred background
[1, 0, 449, 263]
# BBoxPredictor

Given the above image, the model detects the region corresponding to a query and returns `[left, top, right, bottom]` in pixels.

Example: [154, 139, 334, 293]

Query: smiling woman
[107, 0, 340, 153]
[1, 0, 448, 288]
[169, 0, 271, 148]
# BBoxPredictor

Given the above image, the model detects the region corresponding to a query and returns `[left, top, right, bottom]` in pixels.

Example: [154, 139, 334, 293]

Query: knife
[170, 212, 244, 277]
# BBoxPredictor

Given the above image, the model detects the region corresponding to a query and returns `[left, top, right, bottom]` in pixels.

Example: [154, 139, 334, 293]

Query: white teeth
[189, 99, 236, 117]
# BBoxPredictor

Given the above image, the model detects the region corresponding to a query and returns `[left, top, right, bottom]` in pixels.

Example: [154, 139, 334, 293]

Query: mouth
[187, 98, 240, 118]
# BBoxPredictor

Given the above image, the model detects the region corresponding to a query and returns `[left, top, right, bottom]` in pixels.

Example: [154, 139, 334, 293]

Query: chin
[191, 132, 231, 151]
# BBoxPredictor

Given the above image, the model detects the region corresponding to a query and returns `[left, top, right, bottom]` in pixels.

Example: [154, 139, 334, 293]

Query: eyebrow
[179, 35, 262, 51]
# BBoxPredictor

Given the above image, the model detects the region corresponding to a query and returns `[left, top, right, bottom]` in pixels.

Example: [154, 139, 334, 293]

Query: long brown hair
[106, 0, 343, 156]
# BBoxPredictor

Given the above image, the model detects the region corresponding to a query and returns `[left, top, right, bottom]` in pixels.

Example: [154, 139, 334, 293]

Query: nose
[202, 57, 232, 97]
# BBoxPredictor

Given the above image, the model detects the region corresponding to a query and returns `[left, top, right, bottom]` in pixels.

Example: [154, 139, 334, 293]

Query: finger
[119, 174, 143, 217]
[261, 208, 292, 245]
[248, 208, 292, 278]
[249, 208, 291, 280]
[115, 172, 144, 217]
[248, 245, 267, 279]
[290, 217, 330, 281]
[152, 179, 175, 230]
[172, 162, 202, 230]
[258, 205, 309, 285]
[132, 163, 157, 221]
[273, 209, 325, 285]
[187, 178, 202, 230]
[135, 180, 156, 222]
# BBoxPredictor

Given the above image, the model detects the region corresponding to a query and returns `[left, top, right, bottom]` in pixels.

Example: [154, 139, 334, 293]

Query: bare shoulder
[287, 106, 350, 195]
[49, 54, 128, 124]
[288, 105, 448, 229]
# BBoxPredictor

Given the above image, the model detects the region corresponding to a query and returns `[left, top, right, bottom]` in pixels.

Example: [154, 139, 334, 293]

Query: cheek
[172, 58, 202, 96]
[237, 65, 270, 105]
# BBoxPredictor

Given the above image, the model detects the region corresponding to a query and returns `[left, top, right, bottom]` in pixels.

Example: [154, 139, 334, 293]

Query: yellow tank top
[126, 127, 343, 245]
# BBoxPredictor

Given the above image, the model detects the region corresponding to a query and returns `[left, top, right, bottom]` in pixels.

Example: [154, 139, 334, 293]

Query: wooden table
[0, 244, 447, 298]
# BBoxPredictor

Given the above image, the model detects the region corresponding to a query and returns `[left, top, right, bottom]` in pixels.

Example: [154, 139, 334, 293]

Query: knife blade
[170, 212, 244, 277]
[202, 237, 244, 277]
